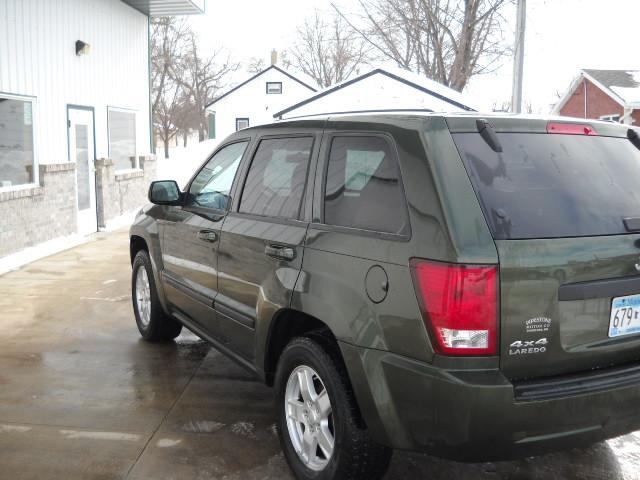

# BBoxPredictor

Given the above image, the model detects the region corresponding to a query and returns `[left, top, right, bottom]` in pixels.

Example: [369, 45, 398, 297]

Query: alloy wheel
[284, 365, 335, 471]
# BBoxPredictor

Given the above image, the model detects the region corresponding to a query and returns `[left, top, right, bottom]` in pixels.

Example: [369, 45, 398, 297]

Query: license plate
[609, 294, 640, 338]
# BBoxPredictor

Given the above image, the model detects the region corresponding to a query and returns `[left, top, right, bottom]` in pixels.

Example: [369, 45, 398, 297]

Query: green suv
[129, 113, 640, 479]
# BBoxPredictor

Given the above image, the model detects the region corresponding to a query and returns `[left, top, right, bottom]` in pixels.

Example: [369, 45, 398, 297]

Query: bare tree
[524, 99, 533, 114]
[175, 97, 200, 148]
[287, 11, 369, 88]
[151, 18, 189, 119]
[174, 33, 240, 141]
[333, 0, 513, 91]
[492, 99, 511, 112]
[154, 84, 186, 158]
[492, 98, 534, 113]
[247, 57, 266, 74]
[151, 17, 190, 158]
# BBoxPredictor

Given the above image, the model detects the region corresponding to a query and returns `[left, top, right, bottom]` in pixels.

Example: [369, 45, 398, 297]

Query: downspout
[584, 78, 587, 119]
[148, 16, 154, 155]
[620, 106, 634, 125]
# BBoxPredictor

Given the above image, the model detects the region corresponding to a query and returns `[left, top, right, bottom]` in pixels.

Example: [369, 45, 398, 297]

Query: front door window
[186, 141, 248, 211]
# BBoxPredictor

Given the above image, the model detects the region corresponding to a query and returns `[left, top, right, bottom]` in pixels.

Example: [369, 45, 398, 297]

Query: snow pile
[156, 139, 220, 188]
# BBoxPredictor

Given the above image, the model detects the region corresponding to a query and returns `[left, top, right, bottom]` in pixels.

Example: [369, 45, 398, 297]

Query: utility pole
[511, 0, 526, 113]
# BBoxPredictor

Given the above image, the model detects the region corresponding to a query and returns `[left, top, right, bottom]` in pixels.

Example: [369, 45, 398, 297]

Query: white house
[206, 64, 317, 142]
[0, 0, 204, 267]
[273, 67, 479, 119]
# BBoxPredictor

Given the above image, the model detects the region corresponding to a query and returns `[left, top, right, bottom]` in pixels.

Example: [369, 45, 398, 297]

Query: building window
[0, 94, 36, 189]
[266, 82, 283, 94]
[600, 114, 621, 123]
[108, 108, 137, 170]
[207, 113, 216, 139]
[236, 118, 250, 131]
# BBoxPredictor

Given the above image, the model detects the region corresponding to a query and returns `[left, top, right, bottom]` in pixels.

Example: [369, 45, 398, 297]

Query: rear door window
[323, 136, 408, 235]
[239, 137, 313, 220]
[453, 132, 640, 239]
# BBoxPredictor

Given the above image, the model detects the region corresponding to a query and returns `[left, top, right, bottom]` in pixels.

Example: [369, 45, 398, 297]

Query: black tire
[131, 250, 182, 341]
[275, 336, 392, 480]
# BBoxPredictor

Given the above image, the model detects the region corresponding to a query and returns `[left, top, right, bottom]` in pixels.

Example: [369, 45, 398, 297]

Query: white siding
[208, 68, 315, 143]
[0, 0, 151, 166]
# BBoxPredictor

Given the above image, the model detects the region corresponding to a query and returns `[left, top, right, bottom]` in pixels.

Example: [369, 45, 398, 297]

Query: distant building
[205, 63, 317, 142]
[553, 69, 640, 124]
[0, 0, 204, 265]
[273, 67, 479, 120]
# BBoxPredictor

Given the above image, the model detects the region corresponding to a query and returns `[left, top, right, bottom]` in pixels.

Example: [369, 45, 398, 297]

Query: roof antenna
[476, 119, 503, 153]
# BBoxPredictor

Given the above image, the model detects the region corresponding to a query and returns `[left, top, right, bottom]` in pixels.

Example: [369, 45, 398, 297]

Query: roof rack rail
[275, 108, 435, 121]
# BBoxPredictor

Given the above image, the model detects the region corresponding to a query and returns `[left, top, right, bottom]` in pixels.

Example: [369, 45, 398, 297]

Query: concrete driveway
[1, 230, 639, 480]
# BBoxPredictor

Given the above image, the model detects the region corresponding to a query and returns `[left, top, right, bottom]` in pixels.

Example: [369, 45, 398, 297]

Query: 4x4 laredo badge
[509, 338, 548, 356]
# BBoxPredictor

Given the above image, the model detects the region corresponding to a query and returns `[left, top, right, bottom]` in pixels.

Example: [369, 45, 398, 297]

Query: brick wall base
[0, 156, 156, 261]
[0, 164, 77, 258]
[95, 156, 156, 229]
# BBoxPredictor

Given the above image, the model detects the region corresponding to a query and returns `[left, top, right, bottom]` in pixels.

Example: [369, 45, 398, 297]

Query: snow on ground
[156, 139, 221, 189]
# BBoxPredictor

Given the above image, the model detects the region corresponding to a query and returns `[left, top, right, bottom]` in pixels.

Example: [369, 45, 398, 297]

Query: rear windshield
[453, 132, 640, 240]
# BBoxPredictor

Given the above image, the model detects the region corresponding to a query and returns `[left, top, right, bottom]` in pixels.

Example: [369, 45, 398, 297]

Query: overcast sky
[188, 0, 640, 113]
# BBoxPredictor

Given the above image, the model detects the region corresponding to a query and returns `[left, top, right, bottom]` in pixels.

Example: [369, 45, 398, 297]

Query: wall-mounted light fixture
[75, 40, 91, 56]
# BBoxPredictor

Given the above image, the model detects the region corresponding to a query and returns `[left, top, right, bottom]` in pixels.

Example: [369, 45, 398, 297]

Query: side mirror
[149, 180, 182, 205]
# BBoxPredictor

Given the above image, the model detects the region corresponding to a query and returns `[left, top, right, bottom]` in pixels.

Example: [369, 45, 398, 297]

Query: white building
[206, 64, 317, 142]
[0, 0, 204, 266]
[274, 67, 480, 119]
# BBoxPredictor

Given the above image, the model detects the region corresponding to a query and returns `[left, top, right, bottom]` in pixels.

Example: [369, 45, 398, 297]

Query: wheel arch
[263, 309, 338, 387]
[264, 308, 393, 447]
[130, 235, 149, 265]
[129, 232, 170, 315]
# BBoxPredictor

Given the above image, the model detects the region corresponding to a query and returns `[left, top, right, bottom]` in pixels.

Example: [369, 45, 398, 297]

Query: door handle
[265, 244, 296, 261]
[197, 230, 218, 243]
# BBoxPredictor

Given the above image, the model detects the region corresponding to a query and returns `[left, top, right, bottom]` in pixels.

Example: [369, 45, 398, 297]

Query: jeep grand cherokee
[129, 113, 640, 479]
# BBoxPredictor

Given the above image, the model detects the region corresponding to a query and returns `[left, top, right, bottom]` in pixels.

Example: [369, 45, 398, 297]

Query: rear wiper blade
[627, 129, 640, 151]
[623, 217, 640, 232]
[476, 119, 503, 153]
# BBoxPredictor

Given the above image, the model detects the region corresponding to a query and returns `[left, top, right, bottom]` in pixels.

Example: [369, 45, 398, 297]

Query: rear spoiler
[446, 117, 632, 138]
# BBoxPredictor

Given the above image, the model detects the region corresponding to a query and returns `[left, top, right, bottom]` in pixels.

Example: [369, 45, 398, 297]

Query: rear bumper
[339, 342, 640, 461]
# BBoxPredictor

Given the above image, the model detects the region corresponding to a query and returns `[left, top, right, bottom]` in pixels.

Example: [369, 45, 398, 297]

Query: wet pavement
[0, 230, 639, 479]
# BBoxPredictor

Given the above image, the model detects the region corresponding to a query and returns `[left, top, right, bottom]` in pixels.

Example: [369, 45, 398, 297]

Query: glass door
[68, 108, 97, 235]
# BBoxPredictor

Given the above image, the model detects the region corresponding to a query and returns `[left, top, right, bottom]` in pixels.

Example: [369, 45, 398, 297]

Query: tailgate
[497, 236, 640, 380]
[451, 122, 640, 380]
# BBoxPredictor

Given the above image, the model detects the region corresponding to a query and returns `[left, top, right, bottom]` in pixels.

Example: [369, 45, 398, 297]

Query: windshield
[453, 132, 640, 240]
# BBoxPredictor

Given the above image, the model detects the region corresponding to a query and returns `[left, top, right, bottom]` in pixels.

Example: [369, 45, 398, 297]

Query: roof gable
[553, 69, 640, 114]
[273, 67, 478, 118]
[206, 65, 317, 108]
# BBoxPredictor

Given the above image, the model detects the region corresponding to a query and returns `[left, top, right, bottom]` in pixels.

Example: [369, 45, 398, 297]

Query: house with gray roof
[553, 69, 640, 124]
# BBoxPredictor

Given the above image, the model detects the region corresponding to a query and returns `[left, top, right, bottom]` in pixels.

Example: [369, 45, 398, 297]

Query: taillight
[547, 122, 597, 136]
[410, 260, 498, 356]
